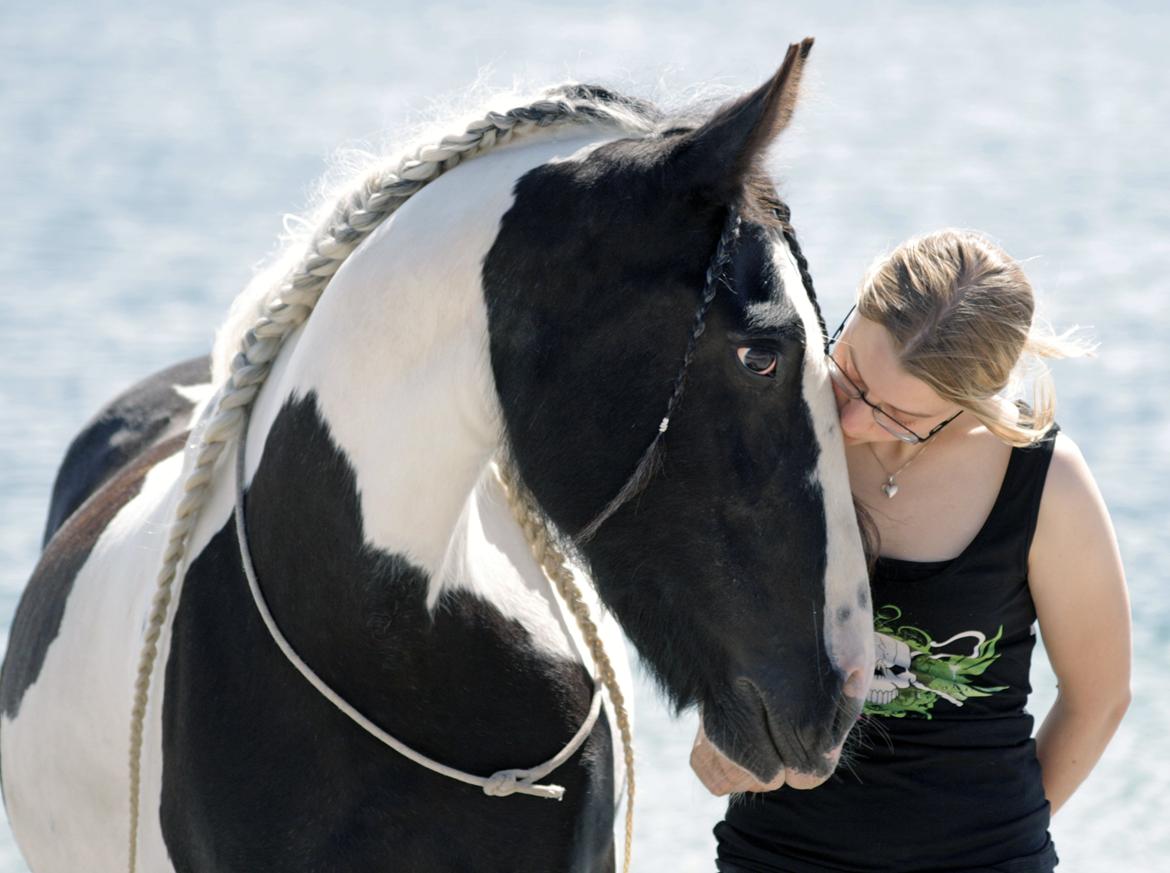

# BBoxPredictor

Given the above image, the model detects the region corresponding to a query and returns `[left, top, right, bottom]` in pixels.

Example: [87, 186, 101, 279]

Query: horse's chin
[701, 711, 781, 783]
[783, 746, 843, 790]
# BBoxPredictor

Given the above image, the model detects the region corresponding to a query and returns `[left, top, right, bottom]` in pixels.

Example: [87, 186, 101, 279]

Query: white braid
[127, 87, 655, 873]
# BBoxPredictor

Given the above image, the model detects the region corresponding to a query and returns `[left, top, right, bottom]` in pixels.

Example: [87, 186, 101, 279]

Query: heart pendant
[881, 479, 898, 499]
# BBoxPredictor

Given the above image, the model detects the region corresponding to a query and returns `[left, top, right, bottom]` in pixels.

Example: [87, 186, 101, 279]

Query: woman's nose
[837, 395, 872, 436]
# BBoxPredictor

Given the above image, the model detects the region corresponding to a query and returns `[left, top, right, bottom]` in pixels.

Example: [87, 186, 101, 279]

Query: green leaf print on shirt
[864, 605, 1009, 719]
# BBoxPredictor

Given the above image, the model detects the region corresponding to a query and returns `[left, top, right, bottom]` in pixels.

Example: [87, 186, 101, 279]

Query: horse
[0, 39, 873, 872]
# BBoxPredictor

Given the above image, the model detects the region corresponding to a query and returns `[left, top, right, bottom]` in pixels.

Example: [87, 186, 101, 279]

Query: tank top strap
[976, 423, 1060, 575]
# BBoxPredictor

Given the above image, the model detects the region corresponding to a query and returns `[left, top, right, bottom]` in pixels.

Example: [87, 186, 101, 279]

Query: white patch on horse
[433, 464, 576, 658]
[172, 381, 213, 408]
[0, 451, 195, 873]
[772, 237, 874, 683]
[435, 462, 633, 810]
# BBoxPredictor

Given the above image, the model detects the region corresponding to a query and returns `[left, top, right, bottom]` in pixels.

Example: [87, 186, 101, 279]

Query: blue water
[1, 1, 1166, 869]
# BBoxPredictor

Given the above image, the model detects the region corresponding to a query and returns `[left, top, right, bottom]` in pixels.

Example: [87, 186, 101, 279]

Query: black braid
[660, 208, 743, 433]
[574, 207, 742, 543]
[769, 200, 826, 349]
[782, 226, 828, 349]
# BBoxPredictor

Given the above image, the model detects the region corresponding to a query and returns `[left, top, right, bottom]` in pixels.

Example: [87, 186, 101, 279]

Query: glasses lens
[826, 357, 862, 399]
[873, 409, 921, 444]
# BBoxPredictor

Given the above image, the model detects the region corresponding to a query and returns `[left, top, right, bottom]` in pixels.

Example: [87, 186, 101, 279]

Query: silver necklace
[866, 440, 931, 499]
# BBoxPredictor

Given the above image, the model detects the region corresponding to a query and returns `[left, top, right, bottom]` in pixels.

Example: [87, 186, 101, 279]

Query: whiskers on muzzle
[724, 671, 860, 781]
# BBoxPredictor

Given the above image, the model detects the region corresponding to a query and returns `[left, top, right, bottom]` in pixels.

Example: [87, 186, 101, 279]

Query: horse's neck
[244, 129, 612, 584]
[235, 376, 621, 783]
[231, 129, 624, 664]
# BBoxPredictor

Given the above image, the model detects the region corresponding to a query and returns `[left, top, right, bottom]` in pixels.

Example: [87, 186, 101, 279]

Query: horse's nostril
[842, 666, 870, 700]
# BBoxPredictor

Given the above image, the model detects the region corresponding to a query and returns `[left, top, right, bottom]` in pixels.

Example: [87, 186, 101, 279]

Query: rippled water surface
[1, 1, 1166, 870]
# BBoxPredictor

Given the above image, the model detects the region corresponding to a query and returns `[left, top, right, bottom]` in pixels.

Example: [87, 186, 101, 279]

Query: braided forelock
[758, 194, 827, 347]
[781, 225, 828, 349]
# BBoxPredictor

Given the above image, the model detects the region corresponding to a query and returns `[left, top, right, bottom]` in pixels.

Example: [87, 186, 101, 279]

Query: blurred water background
[1, 1, 1166, 870]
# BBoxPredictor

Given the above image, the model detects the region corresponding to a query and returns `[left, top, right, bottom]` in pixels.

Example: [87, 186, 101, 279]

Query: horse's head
[483, 40, 874, 786]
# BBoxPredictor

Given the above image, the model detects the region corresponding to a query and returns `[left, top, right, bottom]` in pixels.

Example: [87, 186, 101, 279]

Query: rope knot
[482, 769, 566, 801]
[483, 769, 526, 797]
[482, 768, 523, 797]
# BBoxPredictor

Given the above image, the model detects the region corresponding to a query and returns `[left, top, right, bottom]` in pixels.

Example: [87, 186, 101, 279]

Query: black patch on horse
[160, 394, 614, 872]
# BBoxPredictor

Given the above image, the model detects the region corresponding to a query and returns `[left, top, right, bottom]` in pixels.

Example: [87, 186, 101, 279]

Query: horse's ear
[667, 38, 813, 201]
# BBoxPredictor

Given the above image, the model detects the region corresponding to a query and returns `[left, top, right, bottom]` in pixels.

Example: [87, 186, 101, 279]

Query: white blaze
[772, 237, 874, 683]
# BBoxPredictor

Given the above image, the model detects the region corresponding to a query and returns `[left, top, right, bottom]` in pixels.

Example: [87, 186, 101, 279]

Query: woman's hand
[690, 721, 786, 796]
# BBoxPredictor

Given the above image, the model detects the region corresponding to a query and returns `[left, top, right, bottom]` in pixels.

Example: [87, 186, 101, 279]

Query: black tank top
[716, 427, 1061, 873]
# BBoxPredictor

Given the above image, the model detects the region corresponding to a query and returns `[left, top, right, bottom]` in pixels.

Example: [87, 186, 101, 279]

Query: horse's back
[1, 360, 208, 872]
[42, 355, 210, 545]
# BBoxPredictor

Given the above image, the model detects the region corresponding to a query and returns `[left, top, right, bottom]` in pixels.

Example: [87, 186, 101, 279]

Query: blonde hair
[858, 229, 1092, 447]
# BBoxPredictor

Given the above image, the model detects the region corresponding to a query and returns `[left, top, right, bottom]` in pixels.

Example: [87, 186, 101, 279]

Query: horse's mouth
[703, 681, 846, 788]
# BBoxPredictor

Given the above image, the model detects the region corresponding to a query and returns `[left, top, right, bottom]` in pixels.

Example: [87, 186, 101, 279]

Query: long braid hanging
[497, 463, 637, 873]
[125, 90, 651, 873]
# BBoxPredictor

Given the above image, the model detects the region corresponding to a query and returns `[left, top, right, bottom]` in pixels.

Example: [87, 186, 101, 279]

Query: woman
[692, 229, 1131, 873]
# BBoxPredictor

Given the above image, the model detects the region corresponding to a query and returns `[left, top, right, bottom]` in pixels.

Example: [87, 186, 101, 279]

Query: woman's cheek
[831, 382, 850, 417]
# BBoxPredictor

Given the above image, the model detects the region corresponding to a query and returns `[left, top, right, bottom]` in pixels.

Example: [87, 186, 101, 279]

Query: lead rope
[497, 463, 636, 873]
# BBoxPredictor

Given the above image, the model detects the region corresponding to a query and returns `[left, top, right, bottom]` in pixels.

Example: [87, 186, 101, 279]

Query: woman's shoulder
[1040, 431, 1095, 507]
[1030, 430, 1121, 580]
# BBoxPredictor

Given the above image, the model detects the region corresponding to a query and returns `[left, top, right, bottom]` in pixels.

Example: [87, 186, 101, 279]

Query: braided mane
[209, 85, 659, 387]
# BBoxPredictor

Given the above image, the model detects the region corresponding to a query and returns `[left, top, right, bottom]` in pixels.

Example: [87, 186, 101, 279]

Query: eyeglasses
[826, 305, 962, 445]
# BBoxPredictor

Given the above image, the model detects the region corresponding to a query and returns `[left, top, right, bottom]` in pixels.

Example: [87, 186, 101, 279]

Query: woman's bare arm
[1029, 433, 1131, 814]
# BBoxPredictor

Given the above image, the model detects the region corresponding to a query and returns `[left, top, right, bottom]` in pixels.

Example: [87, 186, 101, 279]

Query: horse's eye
[736, 347, 777, 378]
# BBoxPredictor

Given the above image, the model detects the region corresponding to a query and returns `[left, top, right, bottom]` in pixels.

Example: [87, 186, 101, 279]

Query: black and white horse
[1, 40, 872, 872]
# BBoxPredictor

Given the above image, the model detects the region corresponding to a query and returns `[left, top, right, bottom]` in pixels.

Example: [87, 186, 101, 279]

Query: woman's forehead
[839, 316, 950, 418]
